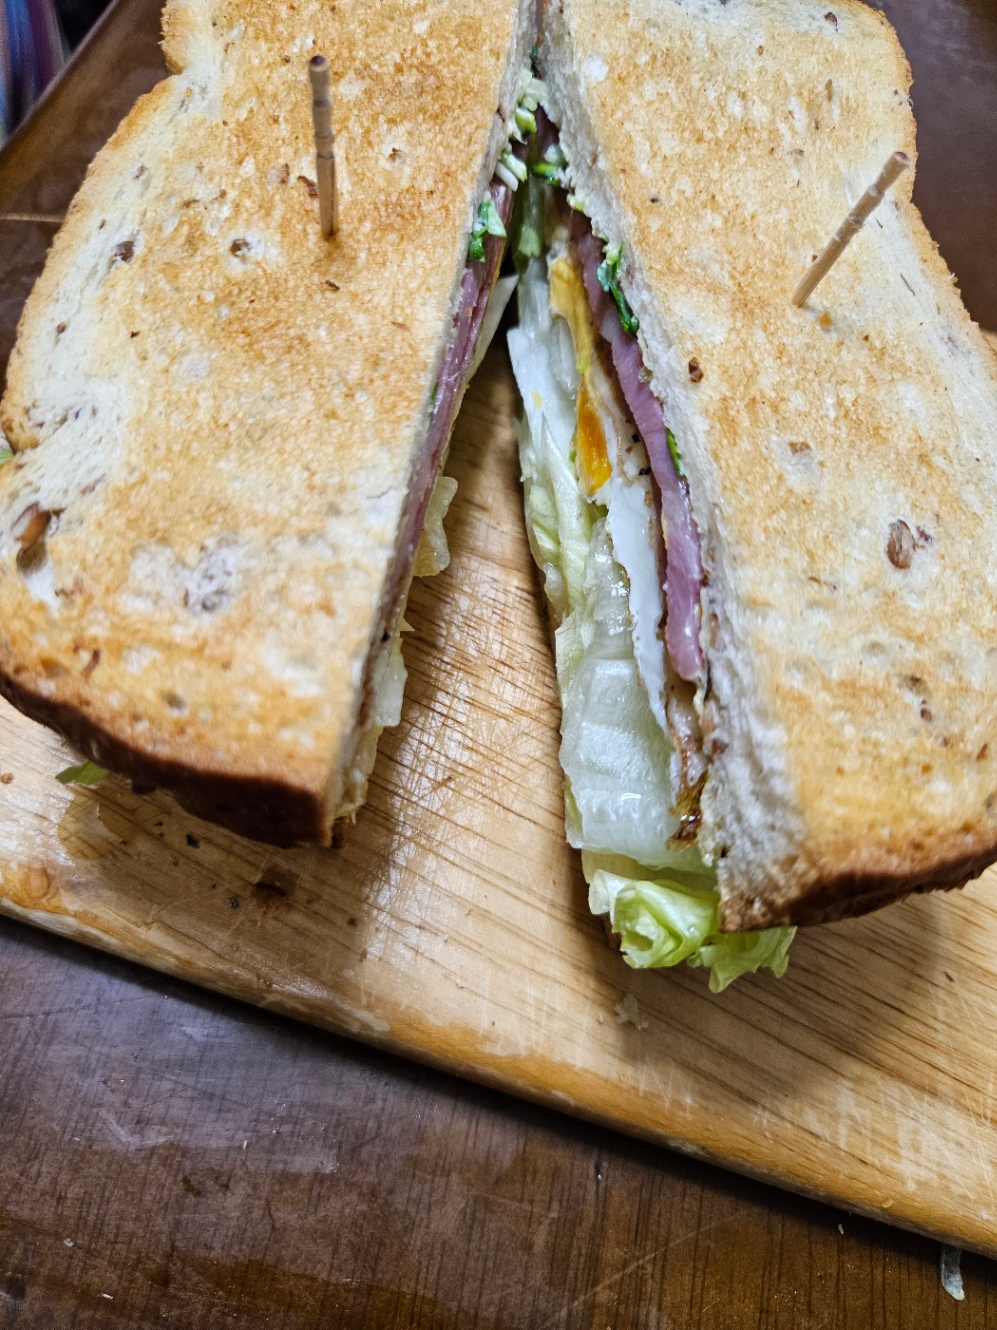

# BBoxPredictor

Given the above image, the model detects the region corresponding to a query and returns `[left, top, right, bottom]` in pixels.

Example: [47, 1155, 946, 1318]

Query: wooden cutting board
[3, 340, 997, 1258]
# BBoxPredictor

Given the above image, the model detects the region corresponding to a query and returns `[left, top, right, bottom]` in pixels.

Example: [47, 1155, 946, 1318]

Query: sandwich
[0, 0, 535, 845]
[508, 0, 997, 988]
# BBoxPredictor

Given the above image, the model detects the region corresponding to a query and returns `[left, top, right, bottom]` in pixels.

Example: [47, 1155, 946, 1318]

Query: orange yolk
[575, 379, 612, 497]
[548, 254, 613, 499]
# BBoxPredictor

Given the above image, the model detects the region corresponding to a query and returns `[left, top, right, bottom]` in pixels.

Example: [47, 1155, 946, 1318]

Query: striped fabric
[1, 0, 65, 143]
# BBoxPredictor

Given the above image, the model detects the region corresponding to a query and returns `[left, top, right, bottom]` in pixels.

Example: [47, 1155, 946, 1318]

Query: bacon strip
[572, 219, 705, 683]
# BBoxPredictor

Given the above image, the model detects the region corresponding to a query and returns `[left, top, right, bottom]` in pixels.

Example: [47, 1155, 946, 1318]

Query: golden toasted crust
[0, 0, 531, 843]
[541, 0, 997, 928]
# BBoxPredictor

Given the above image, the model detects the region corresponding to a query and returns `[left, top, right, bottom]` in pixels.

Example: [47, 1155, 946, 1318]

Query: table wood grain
[2, 0, 997, 1325]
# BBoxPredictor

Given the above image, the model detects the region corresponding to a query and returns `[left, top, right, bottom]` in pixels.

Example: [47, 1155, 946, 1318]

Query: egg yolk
[548, 255, 612, 499]
[575, 379, 612, 496]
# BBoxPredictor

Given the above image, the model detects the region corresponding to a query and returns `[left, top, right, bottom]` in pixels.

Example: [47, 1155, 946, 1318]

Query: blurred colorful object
[1, 0, 65, 143]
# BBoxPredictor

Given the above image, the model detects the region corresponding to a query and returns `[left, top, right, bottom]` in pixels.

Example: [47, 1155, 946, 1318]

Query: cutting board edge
[4, 893, 994, 1262]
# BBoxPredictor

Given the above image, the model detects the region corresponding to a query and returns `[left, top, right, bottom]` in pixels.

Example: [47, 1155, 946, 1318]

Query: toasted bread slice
[539, 0, 997, 927]
[0, 0, 532, 844]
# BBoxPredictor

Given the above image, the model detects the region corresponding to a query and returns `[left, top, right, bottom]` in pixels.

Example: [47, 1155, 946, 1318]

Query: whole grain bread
[540, 0, 997, 928]
[0, 0, 532, 844]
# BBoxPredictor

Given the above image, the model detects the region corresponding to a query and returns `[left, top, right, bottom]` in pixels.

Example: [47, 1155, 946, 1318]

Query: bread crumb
[614, 994, 648, 1030]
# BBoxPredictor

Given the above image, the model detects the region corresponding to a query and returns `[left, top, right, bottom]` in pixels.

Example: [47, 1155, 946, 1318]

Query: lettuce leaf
[509, 261, 590, 622]
[509, 210, 794, 987]
[690, 927, 795, 993]
[589, 870, 716, 968]
[468, 196, 508, 263]
[57, 761, 109, 786]
[589, 866, 794, 992]
[468, 274, 518, 380]
[414, 475, 459, 578]
[596, 244, 639, 335]
[556, 526, 682, 864]
[371, 632, 408, 731]
[666, 427, 685, 479]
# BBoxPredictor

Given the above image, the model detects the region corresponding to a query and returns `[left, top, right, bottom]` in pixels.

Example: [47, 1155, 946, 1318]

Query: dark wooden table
[2, 2, 997, 1325]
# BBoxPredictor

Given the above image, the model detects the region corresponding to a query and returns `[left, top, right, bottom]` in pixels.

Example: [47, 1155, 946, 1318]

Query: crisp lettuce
[691, 927, 794, 993]
[596, 243, 639, 335]
[516, 164, 547, 259]
[515, 106, 538, 135]
[416, 271, 517, 580]
[414, 475, 459, 578]
[509, 207, 794, 987]
[532, 145, 568, 190]
[666, 426, 685, 479]
[509, 260, 590, 621]
[468, 274, 518, 381]
[468, 197, 507, 263]
[556, 525, 682, 864]
[590, 870, 716, 968]
[589, 865, 793, 992]
[371, 631, 408, 731]
[57, 761, 109, 786]
[499, 149, 529, 188]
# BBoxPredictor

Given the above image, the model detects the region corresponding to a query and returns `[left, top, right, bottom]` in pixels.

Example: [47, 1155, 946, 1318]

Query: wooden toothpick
[308, 54, 338, 237]
[792, 151, 909, 307]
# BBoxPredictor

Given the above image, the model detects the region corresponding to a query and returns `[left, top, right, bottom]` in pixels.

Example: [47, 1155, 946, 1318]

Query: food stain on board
[57, 788, 116, 862]
[250, 865, 300, 921]
[57, 781, 170, 861]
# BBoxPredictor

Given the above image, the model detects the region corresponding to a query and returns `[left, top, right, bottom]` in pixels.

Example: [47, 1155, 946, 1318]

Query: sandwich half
[509, 0, 997, 984]
[0, 0, 534, 844]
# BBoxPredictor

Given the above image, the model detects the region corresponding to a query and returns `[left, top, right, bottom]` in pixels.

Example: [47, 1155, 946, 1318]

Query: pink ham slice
[428, 178, 515, 465]
[388, 177, 513, 611]
[572, 219, 705, 684]
[364, 174, 514, 717]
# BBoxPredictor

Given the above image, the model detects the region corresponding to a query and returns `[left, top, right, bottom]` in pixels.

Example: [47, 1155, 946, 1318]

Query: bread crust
[541, 0, 997, 928]
[0, 668, 322, 844]
[721, 853, 988, 931]
[0, 0, 532, 843]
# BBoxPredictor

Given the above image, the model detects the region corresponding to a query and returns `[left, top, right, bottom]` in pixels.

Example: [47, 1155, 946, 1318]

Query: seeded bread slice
[540, 0, 997, 928]
[0, 0, 532, 844]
